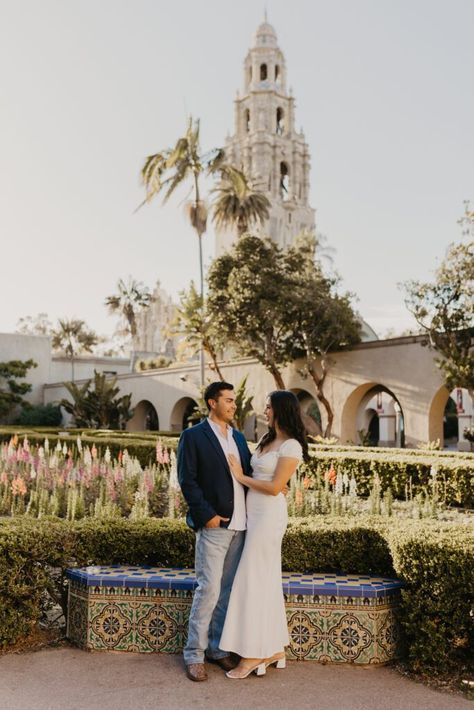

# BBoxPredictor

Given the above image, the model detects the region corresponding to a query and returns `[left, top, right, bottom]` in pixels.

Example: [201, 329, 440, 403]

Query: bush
[0, 515, 472, 675]
[15, 404, 62, 426]
[304, 448, 474, 508]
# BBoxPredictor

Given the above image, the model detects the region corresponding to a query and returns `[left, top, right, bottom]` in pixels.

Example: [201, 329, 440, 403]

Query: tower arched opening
[244, 108, 250, 132]
[279, 161, 290, 200]
[275, 64, 280, 81]
[260, 63, 268, 80]
[276, 107, 284, 135]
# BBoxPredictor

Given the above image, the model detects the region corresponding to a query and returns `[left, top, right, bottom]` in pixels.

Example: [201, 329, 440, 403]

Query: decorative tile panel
[67, 566, 403, 664]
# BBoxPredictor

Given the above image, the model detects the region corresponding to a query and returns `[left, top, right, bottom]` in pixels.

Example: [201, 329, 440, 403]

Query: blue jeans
[184, 527, 245, 665]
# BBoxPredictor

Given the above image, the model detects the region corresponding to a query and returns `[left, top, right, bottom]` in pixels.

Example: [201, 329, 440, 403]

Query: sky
[0, 0, 473, 341]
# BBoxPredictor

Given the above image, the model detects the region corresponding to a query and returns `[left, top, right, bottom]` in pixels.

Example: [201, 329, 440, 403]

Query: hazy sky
[1, 0, 473, 341]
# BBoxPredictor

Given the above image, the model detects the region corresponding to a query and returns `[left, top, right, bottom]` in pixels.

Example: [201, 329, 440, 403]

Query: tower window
[249, 66, 252, 82]
[275, 65, 280, 81]
[244, 109, 250, 132]
[276, 107, 284, 135]
[260, 63, 268, 81]
[280, 162, 289, 201]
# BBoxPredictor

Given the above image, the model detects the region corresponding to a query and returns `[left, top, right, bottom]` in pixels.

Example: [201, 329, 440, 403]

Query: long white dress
[219, 438, 303, 658]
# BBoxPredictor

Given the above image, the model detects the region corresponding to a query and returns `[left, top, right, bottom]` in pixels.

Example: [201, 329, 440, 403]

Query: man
[177, 381, 252, 682]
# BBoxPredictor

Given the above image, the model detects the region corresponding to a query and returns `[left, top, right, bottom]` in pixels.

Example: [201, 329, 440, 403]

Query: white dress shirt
[207, 418, 246, 531]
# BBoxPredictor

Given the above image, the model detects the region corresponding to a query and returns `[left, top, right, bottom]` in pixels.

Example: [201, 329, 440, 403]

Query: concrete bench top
[66, 566, 404, 598]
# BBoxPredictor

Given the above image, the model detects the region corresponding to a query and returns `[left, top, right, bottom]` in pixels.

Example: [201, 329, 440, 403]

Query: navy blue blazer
[177, 419, 252, 531]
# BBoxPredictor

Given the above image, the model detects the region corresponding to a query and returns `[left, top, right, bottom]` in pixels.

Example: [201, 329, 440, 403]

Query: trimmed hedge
[304, 449, 474, 508]
[0, 516, 472, 674]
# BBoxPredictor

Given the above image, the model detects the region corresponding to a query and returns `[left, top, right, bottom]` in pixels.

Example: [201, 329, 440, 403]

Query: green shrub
[0, 516, 472, 675]
[304, 449, 474, 507]
[14, 404, 62, 426]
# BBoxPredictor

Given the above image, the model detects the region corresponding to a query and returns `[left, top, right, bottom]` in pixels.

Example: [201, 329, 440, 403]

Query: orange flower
[303, 476, 311, 490]
[11, 477, 27, 496]
[325, 466, 337, 486]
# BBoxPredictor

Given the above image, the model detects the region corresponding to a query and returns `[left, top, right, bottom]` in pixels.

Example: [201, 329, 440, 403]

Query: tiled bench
[66, 566, 404, 664]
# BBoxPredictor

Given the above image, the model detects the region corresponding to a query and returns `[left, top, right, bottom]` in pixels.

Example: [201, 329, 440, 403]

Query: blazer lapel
[202, 419, 231, 473]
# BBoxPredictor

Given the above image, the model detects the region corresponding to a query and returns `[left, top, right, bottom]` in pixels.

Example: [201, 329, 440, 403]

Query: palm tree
[211, 167, 271, 237]
[138, 116, 225, 385]
[51, 319, 99, 382]
[105, 277, 153, 343]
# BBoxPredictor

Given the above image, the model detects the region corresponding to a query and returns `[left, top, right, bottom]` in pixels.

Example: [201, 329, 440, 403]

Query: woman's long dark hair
[258, 390, 309, 462]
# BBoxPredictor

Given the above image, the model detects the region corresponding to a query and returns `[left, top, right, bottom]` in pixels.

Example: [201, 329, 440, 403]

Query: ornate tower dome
[216, 18, 316, 254]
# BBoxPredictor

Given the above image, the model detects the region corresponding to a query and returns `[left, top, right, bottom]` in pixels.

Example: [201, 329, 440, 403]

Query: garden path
[0, 647, 471, 710]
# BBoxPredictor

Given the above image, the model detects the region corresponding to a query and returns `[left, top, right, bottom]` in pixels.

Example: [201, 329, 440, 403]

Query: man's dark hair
[204, 381, 234, 410]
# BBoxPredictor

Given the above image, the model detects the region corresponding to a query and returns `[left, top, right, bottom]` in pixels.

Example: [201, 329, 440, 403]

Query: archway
[170, 397, 199, 432]
[341, 383, 405, 447]
[364, 408, 379, 446]
[127, 400, 159, 432]
[443, 395, 458, 450]
[429, 385, 473, 450]
[291, 388, 322, 436]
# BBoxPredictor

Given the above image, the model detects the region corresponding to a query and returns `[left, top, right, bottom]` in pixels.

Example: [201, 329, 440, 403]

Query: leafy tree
[207, 233, 361, 433]
[0, 359, 37, 421]
[51, 319, 99, 382]
[16, 313, 53, 336]
[207, 235, 294, 389]
[138, 117, 225, 385]
[284, 237, 361, 436]
[404, 240, 474, 401]
[105, 277, 153, 343]
[174, 282, 224, 379]
[60, 371, 133, 429]
[211, 167, 271, 237]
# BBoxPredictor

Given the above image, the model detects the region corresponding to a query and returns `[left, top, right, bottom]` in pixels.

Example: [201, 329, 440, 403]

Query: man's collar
[207, 417, 232, 434]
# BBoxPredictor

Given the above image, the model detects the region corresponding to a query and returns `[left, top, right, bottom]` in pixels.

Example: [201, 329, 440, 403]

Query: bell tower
[217, 18, 316, 254]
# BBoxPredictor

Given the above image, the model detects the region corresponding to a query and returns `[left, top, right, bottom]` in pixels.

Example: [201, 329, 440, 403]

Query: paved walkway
[0, 648, 471, 710]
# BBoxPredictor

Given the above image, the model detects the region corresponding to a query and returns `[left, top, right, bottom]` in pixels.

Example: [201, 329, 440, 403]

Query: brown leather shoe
[185, 663, 208, 682]
[205, 654, 238, 671]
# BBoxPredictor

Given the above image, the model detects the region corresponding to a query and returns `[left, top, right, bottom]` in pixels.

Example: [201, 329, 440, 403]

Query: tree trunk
[267, 362, 286, 390]
[307, 358, 333, 437]
[205, 344, 225, 380]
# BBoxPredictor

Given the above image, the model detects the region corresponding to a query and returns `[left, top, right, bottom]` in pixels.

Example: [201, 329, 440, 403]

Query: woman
[219, 390, 309, 679]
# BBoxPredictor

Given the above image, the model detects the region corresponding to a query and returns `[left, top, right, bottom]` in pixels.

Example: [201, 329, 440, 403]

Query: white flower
[349, 476, 358, 498]
[168, 451, 179, 491]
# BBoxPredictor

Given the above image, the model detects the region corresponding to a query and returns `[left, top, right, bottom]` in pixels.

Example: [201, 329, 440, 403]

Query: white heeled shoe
[225, 661, 266, 679]
[265, 653, 286, 669]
